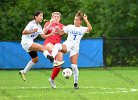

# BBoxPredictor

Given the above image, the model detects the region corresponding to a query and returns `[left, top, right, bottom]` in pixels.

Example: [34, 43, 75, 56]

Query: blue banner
[0, 39, 104, 69]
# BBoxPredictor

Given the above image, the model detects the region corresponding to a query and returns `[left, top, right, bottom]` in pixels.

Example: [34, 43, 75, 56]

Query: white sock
[52, 43, 62, 58]
[43, 50, 50, 58]
[71, 64, 79, 83]
[23, 60, 35, 73]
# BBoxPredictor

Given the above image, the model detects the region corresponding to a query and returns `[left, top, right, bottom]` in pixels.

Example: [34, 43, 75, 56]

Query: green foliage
[106, 38, 138, 66]
[0, 0, 82, 40]
[0, 0, 138, 41]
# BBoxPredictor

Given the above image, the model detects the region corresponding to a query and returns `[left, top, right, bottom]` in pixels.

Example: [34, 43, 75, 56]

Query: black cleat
[74, 83, 79, 89]
[47, 55, 54, 63]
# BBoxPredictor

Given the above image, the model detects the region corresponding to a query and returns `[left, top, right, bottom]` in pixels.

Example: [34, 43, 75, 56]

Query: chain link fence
[103, 37, 138, 66]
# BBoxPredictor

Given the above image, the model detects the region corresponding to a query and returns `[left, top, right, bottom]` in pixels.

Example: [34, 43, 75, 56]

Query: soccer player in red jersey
[43, 12, 64, 88]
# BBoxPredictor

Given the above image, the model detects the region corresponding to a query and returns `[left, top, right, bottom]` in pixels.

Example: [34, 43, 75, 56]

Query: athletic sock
[71, 64, 79, 83]
[52, 43, 62, 58]
[43, 50, 50, 58]
[23, 60, 35, 73]
[51, 67, 61, 80]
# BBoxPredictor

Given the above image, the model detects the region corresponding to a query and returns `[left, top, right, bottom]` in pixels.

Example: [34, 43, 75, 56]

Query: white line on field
[0, 86, 137, 94]
[0, 86, 49, 90]
[89, 91, 129, 94]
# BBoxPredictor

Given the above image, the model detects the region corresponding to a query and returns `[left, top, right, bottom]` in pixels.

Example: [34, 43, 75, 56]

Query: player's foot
[49, 78, 56, 89]
[74, 83, 79, 89]
[53, 61, 64, 67]
[19, 70, 26, 81]
[47, 55, 54, 63]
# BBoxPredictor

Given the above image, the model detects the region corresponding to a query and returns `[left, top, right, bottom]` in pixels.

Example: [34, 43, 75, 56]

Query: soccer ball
[62, 68, 72, 79]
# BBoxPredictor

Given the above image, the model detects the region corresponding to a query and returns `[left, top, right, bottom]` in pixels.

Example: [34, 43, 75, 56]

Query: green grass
[0, 67, 138, 100]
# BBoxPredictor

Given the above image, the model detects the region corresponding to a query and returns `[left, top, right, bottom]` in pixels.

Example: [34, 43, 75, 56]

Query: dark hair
[33, 11, 43, 19]
[75, 11, 84, 20]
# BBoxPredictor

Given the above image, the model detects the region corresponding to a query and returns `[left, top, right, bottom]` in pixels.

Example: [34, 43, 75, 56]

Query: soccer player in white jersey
[51, 11, 92, 89]
[19, 11, 64, 81]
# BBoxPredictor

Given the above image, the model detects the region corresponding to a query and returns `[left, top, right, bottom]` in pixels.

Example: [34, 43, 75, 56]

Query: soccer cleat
[53, 61, 64, 67]
[19, 71, 26, 81]
[49, 78, 56, 89]
[47, 55, 54, 63]
[74, 83, 79, 89]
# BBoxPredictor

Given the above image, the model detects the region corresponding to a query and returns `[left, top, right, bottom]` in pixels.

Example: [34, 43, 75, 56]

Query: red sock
[51, 67, 61, 80]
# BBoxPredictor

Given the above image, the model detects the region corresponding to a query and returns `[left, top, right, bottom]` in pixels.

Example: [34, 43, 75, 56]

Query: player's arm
[40, 34, 53, 39]
[83, 14, 92, 32]
[55, 26, 64, 35]
[43, 20, 53, 34]
[22, 28, 38, 35]
[40, 30, 54, 39]
[22, 22, 38, 35]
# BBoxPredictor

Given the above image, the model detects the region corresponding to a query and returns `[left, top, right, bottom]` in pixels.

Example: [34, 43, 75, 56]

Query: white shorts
[21, 40, 33, 52]
[63, 41, 79, 57]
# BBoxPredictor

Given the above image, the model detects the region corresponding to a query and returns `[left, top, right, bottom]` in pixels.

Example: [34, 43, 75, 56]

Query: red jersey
[44, 22, 64, 45]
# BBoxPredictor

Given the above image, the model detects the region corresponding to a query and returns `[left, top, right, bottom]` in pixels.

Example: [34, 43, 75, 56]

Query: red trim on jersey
[44, 22, 64, 45]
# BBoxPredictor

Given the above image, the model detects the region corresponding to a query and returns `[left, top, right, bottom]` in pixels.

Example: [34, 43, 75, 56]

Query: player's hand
[33, 28, 38, 33]
[50, 19, 58, 25]
[43, 28, 47, 34]
[50, 32, 55, 36]
[55, 26, 62, 34]
[55, 26, 60, 31]
[50, 19, 55, 23]
[50, 29, 55, 35]
[51, 28, 56, 33]
[50, 19, 53, 23]
[83, 13, 88, 20]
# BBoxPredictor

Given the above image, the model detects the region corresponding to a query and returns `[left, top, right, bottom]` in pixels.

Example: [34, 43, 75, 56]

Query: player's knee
[32, 57, 38, 63]
[55, 43, 62, 50]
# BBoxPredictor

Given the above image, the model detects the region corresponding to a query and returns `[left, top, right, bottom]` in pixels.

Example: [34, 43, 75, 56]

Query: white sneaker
[49, 78, 56, 89]
[53, 61, 64, 67]
[19, 70, 26, 81]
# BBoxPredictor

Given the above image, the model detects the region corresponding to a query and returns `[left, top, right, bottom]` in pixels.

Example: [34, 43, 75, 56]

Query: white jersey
[63, 25, 88, 56]
[21, 20, 43, 52]
[63, 25, 87, 47]
[21, 20, 43, 43]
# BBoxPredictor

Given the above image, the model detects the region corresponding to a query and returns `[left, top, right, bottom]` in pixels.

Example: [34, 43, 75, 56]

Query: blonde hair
[51, 12, 61, 18]
[75, 11, 84, 20]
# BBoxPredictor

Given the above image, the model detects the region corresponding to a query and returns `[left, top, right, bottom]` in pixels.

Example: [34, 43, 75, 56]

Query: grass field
[0, 67, 138, 100]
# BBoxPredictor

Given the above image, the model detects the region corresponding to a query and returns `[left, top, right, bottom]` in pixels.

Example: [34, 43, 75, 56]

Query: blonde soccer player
[51, 11, 92, 89]
[19, 11, 63, 81]
[43, 12, 64, 88]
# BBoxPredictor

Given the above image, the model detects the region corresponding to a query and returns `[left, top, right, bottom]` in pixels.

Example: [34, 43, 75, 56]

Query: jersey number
[31, 35, 35, 37]
[73, 35, 77, 40]
[31, 32, 37, 37]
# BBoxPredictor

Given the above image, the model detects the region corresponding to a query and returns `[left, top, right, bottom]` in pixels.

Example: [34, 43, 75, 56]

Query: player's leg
[70, 53, 79, 89]
[51, 52, 63, 79]
[45, 43, 63, 88]
[29, 43, 54, 62]
[19, 51, 38, 81]
[44, 43, 56, 88]
[30, 43, 64, 66]
[51, 43, 67, 58]
[24, 51, 38, 73]
[51, 43, 66, 66]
